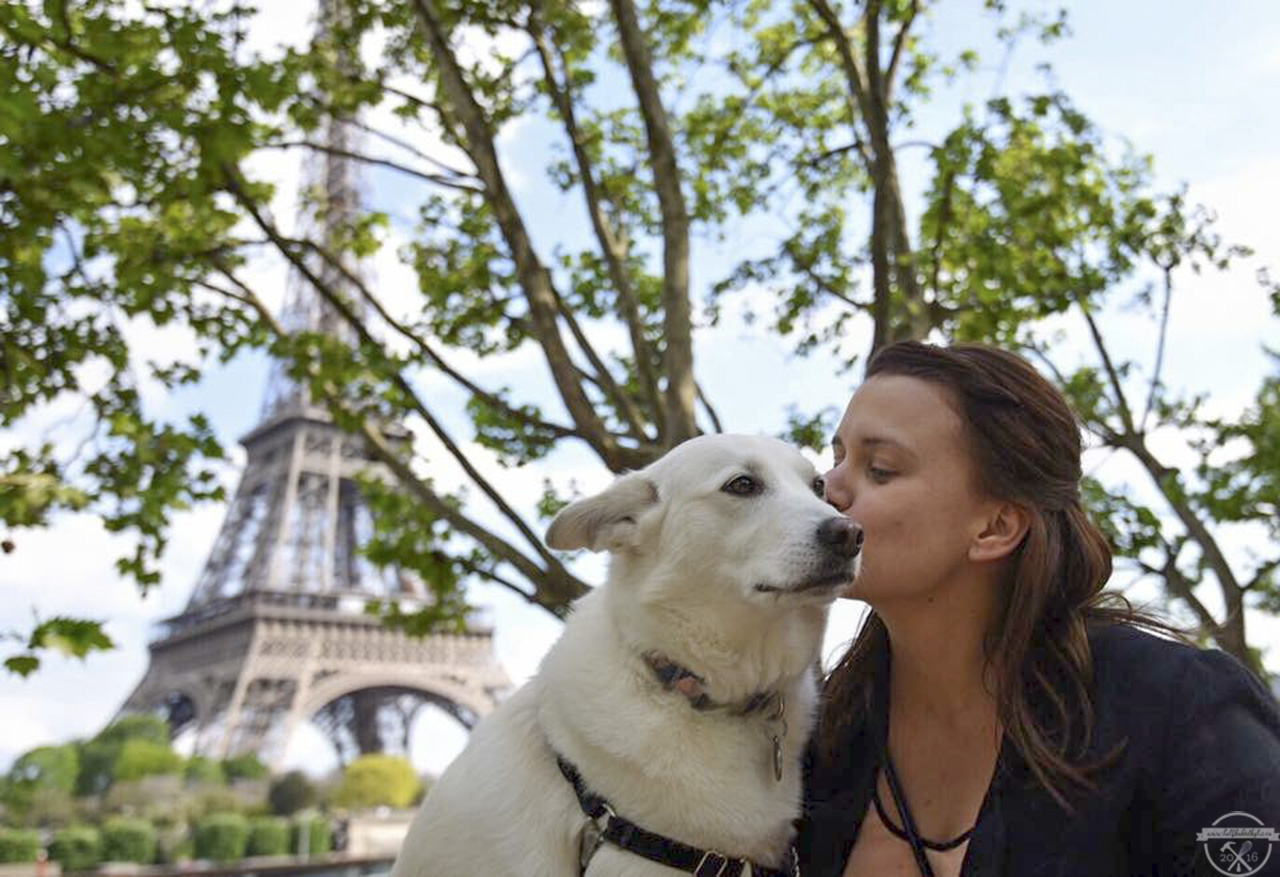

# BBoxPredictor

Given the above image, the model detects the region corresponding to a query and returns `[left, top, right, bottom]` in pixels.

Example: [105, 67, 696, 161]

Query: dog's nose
[817, 516, 863, 557]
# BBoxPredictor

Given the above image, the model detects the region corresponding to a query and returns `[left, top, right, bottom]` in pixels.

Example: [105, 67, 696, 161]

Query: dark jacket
[798, 622, 1280, 876]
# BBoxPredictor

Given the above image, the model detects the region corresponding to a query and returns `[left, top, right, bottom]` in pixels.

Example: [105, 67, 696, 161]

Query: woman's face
[823, 374, 993, 605]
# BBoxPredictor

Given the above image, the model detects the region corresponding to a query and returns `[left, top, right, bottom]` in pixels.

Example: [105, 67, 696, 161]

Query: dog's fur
[390, 434, 860, 876]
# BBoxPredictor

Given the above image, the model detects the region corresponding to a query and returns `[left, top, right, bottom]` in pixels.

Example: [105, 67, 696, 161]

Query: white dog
[390, 434, 862, 877]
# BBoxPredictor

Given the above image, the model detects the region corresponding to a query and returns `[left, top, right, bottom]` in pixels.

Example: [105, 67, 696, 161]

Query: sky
[1, 0, 1277, 778]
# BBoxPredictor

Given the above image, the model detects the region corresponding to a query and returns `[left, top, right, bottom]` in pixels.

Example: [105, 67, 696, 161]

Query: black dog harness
[556, 754, 799, 877]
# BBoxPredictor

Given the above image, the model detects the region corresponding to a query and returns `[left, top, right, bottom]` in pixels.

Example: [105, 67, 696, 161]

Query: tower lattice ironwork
[117, 0, 508, 768]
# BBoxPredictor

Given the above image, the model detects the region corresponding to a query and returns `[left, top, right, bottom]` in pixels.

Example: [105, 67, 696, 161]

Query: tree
[184, 756, 226, 787]
[76, 715, 172, 796]
[220, 754, 269, 783]
[1, 744, 81, 826]
[0, 0, 1274, 675]
[331, 754, 420, 810]
[112, 739, 183, 783]
[3, 744, 79, 807]
[268, 771, 316, 816]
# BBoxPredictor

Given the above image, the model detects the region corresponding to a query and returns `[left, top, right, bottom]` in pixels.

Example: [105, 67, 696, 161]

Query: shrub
[102, 817, 157, 864]
[3, 745, 80, 812]
[291, 814, 331, 856]
[50, 826, 102, 872]
[155, 823, 193, 865]
[77, 716, 172, 796]
[113, 740, 183, 783]
[246, 816, 289, 857]
[268, 771, 315, 816]
[194, 812, 248, 863]
[0, 827, 40, 863]
[332, 755, 420, 810]
[184, 756, 225, 786]
[220, 754, 268, 782]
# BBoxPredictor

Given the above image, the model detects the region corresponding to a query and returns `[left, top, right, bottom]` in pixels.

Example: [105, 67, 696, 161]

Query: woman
[800, 341, 1280, 877]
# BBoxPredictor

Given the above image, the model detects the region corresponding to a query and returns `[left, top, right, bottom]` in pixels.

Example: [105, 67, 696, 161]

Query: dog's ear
[546, 474, 660, 553]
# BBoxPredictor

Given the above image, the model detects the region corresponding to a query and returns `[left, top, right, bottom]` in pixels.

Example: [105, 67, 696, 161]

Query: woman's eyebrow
[832, 434, 916, 458]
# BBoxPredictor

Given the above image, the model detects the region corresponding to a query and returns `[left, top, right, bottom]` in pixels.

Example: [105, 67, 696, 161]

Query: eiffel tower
[116, 0, 508, 769]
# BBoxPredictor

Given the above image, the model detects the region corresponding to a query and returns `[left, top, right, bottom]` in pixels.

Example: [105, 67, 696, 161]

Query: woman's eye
[811, 476, 825, 497]
[868, 466, 895, 483]
[722, 474, 761, 496]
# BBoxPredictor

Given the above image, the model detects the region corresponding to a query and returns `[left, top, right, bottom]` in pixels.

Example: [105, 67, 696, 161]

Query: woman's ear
[545, 474, 660, 553]
[969, 501, 1031, 563]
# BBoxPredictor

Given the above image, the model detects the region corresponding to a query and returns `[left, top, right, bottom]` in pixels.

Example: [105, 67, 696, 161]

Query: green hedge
[246, 816, 289, 857]
[50, 826, 102, 872]
[194, 812, 248, 863]
[155, 826, 193, 866]
[0, 827, 40, 864]
[102, 817, 157, 864]
[290, 814, 331, 856]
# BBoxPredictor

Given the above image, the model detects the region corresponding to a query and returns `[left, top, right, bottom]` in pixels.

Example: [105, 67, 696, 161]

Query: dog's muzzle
[754, 517, 862, 595]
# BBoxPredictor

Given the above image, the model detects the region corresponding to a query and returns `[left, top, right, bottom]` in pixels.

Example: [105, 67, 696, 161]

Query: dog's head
[546, 434, 861, 609]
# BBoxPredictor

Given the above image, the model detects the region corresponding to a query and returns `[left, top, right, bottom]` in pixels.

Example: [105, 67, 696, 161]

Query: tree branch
[805, 0, 875, 171]
[884, 0, 921, 104]
[1136, 547, 1218, 637]
[1077, 292, 1138, 435]
[409, 0, 632, 469]
[1138, 264, 1174, 435]
[263, 140, 483, 193]
[203, 263, 589, 612]
[528, 6, 665, 440]
[221, 168, 584, 583]
[607, 0, 698, 445]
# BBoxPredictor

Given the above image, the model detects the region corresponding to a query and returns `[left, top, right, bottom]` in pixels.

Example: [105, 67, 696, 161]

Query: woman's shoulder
[1086, 620, 1278, 733]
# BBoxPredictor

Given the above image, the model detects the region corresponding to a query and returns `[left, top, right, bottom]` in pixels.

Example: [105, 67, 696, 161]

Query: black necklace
[874, 751, 975, 862]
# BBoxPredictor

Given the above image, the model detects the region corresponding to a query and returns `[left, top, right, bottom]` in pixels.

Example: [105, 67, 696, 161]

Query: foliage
[76, 715, 174, 796]
[331, 754, 420, 810]
[246, 816, 289, 857]
[0, 0, 1274, 675]
[267, 771, 316, 816]
[155, 823, 194, 865]
[101, 817, 157, 864]
[112, 740, 183, 783]
[2, 745, 79, 812]
[0, 827, 40, 863]
[3, 618, 114, 678]
[183, 756, 226, 786]
[193, 812, 249, 863]
[50, 825, 102, 872]
[290, 814, 331, 856]
[220, 754, 269, 783]
[8, 787, 80, 829]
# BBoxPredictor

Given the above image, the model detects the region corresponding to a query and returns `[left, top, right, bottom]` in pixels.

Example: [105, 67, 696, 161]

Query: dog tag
[772, 734, 783, 782]
[578, 818, 604, 873]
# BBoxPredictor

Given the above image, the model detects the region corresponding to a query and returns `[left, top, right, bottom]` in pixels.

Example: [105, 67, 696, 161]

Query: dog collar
[556, 752, 799, 877]
[642, 651, 783, 717]
[643, 651, 791, 782]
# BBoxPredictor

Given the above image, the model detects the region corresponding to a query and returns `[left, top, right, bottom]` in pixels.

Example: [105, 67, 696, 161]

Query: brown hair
[816, 341, 1188, 812]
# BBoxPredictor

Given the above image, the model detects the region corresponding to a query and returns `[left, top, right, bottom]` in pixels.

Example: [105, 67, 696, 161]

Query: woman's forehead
[837, 375, 966, 450]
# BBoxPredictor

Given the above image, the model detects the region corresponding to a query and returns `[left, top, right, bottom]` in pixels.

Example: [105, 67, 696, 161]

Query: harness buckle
[694, 850, 732, 877]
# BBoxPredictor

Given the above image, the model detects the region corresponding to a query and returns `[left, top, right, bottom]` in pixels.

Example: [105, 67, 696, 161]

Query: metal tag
[578, 818, 604, 874]
[772, 734, 783, 782]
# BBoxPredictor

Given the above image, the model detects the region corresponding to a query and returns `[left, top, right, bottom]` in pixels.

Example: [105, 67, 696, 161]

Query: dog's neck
[605, 584, 827, 706]
[642, 651, 785, 718]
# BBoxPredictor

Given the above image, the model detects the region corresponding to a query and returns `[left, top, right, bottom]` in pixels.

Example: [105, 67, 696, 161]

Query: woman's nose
[823, 465, 850, 511]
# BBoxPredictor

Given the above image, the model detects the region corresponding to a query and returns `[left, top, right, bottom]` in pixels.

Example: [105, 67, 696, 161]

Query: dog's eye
[722, 474, 760, 496]
[811, 476, 824, 498]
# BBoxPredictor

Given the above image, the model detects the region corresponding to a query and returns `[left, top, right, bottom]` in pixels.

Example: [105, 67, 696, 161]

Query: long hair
[815, 341, 1187, 813]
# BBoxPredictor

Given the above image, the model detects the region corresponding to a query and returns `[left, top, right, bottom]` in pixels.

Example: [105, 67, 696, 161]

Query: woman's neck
[878, 578, 1001, 732]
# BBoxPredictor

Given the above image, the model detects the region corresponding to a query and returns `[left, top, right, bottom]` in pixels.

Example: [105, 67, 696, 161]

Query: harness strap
[556, 754, 797, 877]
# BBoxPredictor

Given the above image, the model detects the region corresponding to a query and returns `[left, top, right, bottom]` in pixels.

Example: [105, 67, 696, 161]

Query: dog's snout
[817, 516, 863, 557]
